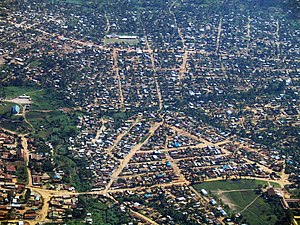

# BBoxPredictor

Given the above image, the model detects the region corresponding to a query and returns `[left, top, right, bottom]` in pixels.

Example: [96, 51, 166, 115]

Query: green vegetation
[0, 85, 92, 191]
[29, 60, 41, 68]
[140, 134, 149, 143]
[56, 153, 91, 191]
[0, 98, 30, 133]
[288, 188, 300, 198]
[222, 190, 258, 210]
[1, 86, 36, 99]
[194, 180, 286, 225]
[69, 196, 130, 225]
[104, 37, 139, 45]
[30, 89, 71, 110]
[0, 113, 31, 133]
[65, 221, 85, 225]
[0, 85, 71, 117]
[27, 111, 77, 140]
[0, 86, 91, 191]
[0, 102, 15, 115]
[27, 110, 92, 191]
[106, 110, 136, 129]
[0, 120, 24, 132]
[26, 111, 47, 126]
[16, 162, 28, 184]
[0, 85, 72, 110]
[223, 191, 278, 225]
[0, 85, 71, 125]
[193, 179, 280, 191]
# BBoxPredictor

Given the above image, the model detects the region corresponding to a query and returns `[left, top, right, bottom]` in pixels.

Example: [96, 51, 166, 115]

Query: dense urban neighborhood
[0, 0, 299, 224]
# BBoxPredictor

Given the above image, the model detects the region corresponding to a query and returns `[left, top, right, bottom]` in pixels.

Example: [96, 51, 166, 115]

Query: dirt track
[103, 121, 163, 195]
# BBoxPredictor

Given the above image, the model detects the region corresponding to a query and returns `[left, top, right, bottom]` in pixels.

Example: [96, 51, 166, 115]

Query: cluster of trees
[16, 162, 28, 183]
[70, 196, 128, 225]
[263, 195, 293, 225]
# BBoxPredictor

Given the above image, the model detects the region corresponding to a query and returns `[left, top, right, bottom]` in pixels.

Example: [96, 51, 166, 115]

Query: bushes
[16, 162, 28, 183]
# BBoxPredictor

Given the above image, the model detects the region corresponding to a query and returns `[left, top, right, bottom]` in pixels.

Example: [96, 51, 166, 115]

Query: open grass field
[222, 191, 278, 225]
[193, 179, 280, 225]
[1, 86, 69, 110]
[221, 190, 259, 211]
[193, 179, 280, 191]
[2, 86, 37, 99]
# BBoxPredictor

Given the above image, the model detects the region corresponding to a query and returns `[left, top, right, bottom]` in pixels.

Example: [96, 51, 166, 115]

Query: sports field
[193, 179, 280, 225]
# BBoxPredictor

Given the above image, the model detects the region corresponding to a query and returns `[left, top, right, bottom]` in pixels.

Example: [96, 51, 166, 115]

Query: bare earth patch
[4, 98, 32, 105]
[217, 189, 238, 211]
[0, 56, 6, 65]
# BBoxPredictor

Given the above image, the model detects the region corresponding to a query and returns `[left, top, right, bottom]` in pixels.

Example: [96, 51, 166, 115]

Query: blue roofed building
[166, 161, 172, 167]
[144, 194, 153, 199]
[174, 142, 181, 147]
[11, 105, 20, 114]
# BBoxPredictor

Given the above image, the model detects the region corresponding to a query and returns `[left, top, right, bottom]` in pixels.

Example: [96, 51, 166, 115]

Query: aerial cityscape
[0, 0, 299, 224]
